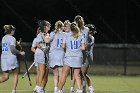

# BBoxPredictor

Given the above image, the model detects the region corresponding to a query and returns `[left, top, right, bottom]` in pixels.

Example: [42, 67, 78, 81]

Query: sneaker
[87, 90, 95, 93]
[36, 87, 45, 93]
[76, 89, 82, 93]
[11, 90, 16, 93]
[87, 88, 95, 93]
[57, 90, 63, 93]
[33, 86, 37, 92]
[70, 89, 74, 93]
[54, 90, 57, 93]
[54, 87, 58, 93]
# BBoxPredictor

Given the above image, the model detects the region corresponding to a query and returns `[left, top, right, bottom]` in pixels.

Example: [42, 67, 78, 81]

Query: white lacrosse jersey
[80, 26, 89, 43]
[35, 32, 49, 54]
[49, 31, 65, 52]
[1, 35, 16, 55]
[1, 34, 18, 71]
[63, 33, 85, 57]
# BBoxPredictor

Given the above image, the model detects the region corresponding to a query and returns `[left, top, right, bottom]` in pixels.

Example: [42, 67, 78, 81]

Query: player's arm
[88, 37, 94, 47]
[80, 43, 85, 50]
[10, 45, 25, 55]
[36, 42, 46, 52]
[31, 39, 36, 53]
[61, 34, 66, 49]
[10, 37, 25, 55]
[81, 35, 86, 50]
[36, 42, 42, 50]
[61, 43, 65, 48]
[90, 36, 95, 47]
[31, 47, 36, 53]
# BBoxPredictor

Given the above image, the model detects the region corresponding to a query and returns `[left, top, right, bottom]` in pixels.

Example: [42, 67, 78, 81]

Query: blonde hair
[55, 20, 64, 31]
[3, 25, 16, 34]
[74, 15, 85, 30]
[64, 20, 71, 27]
[71, 22, 80, 39]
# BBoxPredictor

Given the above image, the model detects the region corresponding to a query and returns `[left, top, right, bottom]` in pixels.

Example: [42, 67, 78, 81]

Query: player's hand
[16, 41, 20, 45]
[40, 32, 45, 38]
[20, 51, 25, 55]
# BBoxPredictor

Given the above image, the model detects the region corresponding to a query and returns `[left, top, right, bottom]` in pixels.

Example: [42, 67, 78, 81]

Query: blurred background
[0, 0, 140, 75]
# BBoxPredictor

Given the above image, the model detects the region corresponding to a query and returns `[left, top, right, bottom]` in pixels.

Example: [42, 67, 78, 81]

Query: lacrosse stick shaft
[24, 55, 32, 86]
[22, 61, 35, 79]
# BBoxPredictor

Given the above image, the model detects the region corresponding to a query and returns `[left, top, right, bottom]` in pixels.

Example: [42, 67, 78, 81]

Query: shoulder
[37, 33, 41, 38]
[9, 35, 16, 41]
[50, 31, 56, 35]
[84, 26, 89, 30]
[33, 37, 37, 42]
[61, 31, 65, 34]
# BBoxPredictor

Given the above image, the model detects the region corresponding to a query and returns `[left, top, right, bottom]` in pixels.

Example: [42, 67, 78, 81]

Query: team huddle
[0, 15, 97, 93]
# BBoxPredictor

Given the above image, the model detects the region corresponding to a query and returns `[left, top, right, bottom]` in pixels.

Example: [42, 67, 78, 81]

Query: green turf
[0, 74, 140, 93]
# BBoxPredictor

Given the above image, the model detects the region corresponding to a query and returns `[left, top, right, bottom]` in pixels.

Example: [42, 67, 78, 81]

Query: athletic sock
[11, 90, 16, 93]
[33, 85, 37, 91]
[70, 87, 74, 91]
[54, 87, 58, 92]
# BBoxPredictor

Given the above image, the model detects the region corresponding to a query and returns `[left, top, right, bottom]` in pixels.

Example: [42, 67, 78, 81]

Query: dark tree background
[0, 0, 140, 43]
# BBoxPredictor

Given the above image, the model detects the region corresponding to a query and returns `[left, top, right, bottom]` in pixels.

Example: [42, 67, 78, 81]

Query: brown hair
[36, 27, 41, 35]
[74, 15, 85, 30]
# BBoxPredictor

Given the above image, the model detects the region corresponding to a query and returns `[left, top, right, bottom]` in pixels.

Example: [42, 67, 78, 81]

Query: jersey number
[70, 41, 78, 49]
[57, 38, 63, 48]
[2, 43, 8, 51]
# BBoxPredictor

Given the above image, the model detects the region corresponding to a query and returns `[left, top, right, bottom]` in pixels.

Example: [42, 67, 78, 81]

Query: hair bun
[3, 25, 9, 31]
[3, 25, 16, 33]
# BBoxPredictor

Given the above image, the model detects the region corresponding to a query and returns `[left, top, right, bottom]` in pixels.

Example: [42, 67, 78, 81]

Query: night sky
[0, 0, 140, 43]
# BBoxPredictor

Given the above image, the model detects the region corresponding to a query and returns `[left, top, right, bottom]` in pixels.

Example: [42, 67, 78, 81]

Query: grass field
[0, 74, 140, 93]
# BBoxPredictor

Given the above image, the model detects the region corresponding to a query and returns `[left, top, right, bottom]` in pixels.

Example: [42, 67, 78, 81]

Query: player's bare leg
[36, 64, 46, 93]
[70, 74, 75, 93]
[58, 64, 70, 92]
[74, 68, 82, 93]
[53, 66, 59, 93]
[42, 67, 49, 89]
[33, 66, 39, 92]
[12, 68, 19, 93]
[58, 67, 63, 91]
[0, 71, 9, 83]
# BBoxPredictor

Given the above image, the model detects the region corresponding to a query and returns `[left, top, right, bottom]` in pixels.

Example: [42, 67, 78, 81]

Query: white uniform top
[48, 31, 65, 67]
[1, 35, 16, 55]
[64, 31, 72, 37]
[35, 32, 49, 54]
[63, 33, 85, 57]
[49, 31, 65, 52]
[81, 26, 89, 43]
[34, 32, 50, 64]
[1, 34, 18, 71]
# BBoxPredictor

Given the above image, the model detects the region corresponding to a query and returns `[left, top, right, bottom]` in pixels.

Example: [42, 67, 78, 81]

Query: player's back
[81, 26, 89, 43]
[1, 35, 16, 55]
[50, 31, 65, 51]
[65, 34, 84, 57]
